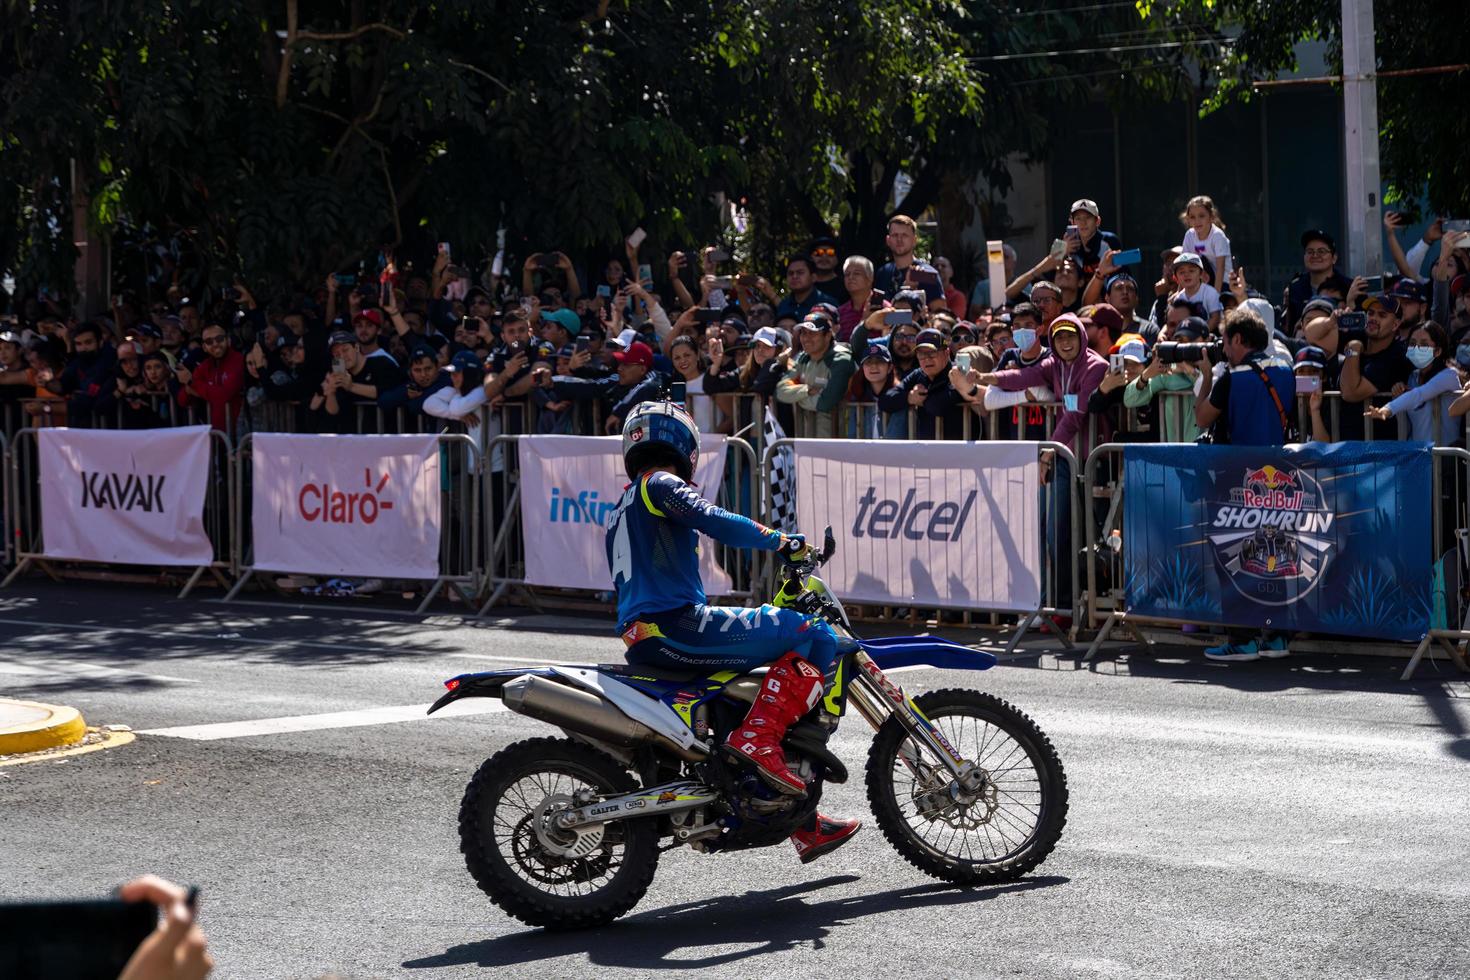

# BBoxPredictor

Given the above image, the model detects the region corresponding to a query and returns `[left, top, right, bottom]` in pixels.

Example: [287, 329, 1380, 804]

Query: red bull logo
[1239, 465, 1303, 509]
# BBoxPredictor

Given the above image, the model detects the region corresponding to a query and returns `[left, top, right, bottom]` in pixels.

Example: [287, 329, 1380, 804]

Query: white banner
[39, 426, 215, 566]
[251, 434, 441, 580]
[519, 435, 733, 593]
[791, 440, 1042, 611]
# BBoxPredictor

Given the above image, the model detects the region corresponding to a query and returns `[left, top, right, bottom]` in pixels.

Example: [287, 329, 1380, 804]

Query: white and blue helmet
[622, 400, 700, 482]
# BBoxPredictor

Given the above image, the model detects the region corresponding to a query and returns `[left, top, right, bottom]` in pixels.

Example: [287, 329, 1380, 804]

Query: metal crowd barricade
[758, 437, 1080, 655]
[479, 435, 762, 616]
[226, 431, 482, 613]
[2, 427, 233, 597]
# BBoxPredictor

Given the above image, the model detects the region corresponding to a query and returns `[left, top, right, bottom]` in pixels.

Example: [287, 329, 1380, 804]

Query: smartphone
[1362, 275, 1383, 293]
[669, 379, 687, 403]
[637, 263, 652, 283]
[1339, 311, 1367, 330]
[1109, 353, 1125, 373]
[575, 335, 590, 353]
[910, 268, 940, 286]
[1049, 239, 1068, 260]
[626, 227, 648, 249]
[868, 288, 886, 310]
[437, 242, 451, 258]
[1443, 219, 1470, 234]
[883, 310, 914, 327]
[332, 273, 356, 287]
[0, 898, 156, 978]
[332, 356, 345, 374]
[490, 250, 504, 278]
[1296, 375, 1321, 395]
[536, 255, 558, 270]
[708, 248, 731, 263]
[596, 284, 612, 299]
[1065, 224, 1080, 239]
[710, 276, 734, 290]
[1112, 248, 1142, 266]
[695, 308, 724, 324]
[957, 352, 972, 373]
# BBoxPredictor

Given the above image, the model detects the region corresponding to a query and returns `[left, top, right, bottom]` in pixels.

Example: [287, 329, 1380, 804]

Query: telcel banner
[518, 435, 732, 593]
[1123, 441, 1432, 641]
[39, 425, 215, 566]
[251, 433, 441, 579]
[789, 440, 1042, 611]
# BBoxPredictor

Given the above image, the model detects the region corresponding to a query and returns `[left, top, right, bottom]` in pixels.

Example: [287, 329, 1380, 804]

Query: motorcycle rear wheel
[865, 689, 1067, 885]
[459, 736, 660, 929]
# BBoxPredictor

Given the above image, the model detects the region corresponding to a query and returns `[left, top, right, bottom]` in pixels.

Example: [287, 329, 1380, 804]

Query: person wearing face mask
[1337, 293, 1414, 441]
[1366, 322, 1460, 445]
[975, 313, 1111, 456]
[981, 304, 1053, 440]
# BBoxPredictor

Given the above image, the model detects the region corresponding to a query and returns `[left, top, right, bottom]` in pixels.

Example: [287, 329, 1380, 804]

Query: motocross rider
[606, 399, 861, 863]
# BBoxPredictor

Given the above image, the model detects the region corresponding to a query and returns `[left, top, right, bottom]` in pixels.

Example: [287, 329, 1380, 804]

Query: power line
[967, 37, 1232, 62]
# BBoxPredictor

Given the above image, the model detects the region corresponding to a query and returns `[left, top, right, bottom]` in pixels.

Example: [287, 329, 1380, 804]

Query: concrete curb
[0, 698, 87, 755]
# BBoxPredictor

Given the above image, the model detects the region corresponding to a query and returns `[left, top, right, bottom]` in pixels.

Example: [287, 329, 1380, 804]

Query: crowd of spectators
[4, 202, 1470, 455]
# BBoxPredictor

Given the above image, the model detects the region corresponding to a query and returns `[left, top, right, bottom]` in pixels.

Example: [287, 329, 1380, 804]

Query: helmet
[622, 401, 700, 483]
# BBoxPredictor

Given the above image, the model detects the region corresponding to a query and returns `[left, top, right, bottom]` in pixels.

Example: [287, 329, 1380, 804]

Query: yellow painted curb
[0, 699, 87, 755]
[0, 728, 135, 767]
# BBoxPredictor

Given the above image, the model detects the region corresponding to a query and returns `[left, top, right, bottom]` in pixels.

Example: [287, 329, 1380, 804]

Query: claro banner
[518, 435, 733, 593]
[790, 440, 1042, 612]
[251, 433, 441, 580]
[39, 425, 215, 566]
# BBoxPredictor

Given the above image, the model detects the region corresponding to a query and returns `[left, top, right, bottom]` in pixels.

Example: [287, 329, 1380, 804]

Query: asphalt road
[2, 582, 1468, 979]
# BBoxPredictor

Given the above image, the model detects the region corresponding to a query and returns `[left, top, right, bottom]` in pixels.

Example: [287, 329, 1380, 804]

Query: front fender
[859, 635, 996, 672]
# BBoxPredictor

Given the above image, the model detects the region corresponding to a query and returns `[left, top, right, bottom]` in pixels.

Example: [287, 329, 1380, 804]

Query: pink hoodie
[992, 318, 1111, 455]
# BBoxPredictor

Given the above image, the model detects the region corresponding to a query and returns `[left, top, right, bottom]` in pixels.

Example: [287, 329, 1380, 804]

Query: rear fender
[427, 667, 557, 714]
[858, 636, 996, 672]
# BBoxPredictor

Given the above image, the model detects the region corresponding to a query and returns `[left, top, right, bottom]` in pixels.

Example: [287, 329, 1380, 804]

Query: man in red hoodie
[176, 322, 246, 432]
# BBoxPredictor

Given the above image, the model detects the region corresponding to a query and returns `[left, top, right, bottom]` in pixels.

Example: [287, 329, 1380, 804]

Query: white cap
[1119, 339, 1148, 363]
[752, 326, 781, 347]
[608, 327, 639, 350]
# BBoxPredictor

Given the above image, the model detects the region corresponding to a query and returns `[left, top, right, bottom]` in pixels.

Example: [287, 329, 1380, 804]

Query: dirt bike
[430, 528, 1068, 929]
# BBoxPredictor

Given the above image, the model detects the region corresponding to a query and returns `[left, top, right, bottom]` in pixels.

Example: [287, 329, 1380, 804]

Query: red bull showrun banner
[1122, 442, 1432, 642]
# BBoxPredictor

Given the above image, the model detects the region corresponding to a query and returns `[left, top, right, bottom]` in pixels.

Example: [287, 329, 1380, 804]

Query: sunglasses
[812, 247, 836, 257]
[202, 335, 228, 345]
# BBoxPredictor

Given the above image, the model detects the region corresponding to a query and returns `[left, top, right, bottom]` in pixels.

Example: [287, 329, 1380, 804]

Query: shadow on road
[403, 873, 1067, 971]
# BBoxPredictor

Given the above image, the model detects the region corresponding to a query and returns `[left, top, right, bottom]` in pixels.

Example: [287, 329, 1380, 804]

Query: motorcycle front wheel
[865, 689, 1067, 885]
[459, 736, 660, 929]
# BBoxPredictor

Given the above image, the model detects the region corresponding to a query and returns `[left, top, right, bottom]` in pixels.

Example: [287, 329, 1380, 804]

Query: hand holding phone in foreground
[117, 875, 212, 980]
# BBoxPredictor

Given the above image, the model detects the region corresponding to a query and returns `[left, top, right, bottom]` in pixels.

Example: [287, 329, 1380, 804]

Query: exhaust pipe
[501, 674, 706, 762]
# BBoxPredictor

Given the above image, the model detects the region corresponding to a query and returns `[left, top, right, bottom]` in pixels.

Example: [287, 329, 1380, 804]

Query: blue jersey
[606, 470, 783, 628]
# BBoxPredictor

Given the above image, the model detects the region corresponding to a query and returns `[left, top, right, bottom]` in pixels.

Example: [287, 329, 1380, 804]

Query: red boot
[791, 813, 862, 864]
[722, 651, 824, 797]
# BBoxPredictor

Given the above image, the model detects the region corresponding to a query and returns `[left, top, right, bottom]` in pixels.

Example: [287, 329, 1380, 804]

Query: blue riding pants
[622, 603, 842, 675]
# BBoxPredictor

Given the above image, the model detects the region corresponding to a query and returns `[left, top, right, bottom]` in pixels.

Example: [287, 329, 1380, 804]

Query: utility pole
[1341, 0, 1382, 279]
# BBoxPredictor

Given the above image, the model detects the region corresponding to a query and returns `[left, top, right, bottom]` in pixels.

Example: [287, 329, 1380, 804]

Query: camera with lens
[1154, 340, 1224, 365]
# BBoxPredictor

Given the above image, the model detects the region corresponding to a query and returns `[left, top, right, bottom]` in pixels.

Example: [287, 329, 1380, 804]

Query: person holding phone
[174, 322, 244, 432]
[1063, 199, 1122, 279]
[873, 215, 946, 311]
[880, 328, 966, 439]
[521, 250, 582, 303]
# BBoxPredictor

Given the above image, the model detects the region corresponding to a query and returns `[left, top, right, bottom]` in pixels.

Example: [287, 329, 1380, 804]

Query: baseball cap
[811, 302, 840, 322]
[1363, 293, 1402, 315]
[914, 329, 946, 351]
[798, 315, 832, 333]
[1302, 296, 1338, 317]
[721, 315, 748, 332]
[128, 322, 162, 339]
[0, 330, 22, 345]
[556, 345, 576, 359]
[327, 330, 356, 347]
[951, 322, 978, 343]
[1079, 303, 1124, 337]
[1115, 336, 1148, 363]
[1173, 317, 1209, 341]
[1104, 272, 1138, 293]
[1300, 229, 1337, 251]
[542, 308, 581, 336]
[1172, 252, 1205, 270]
[353, 308, 383, 328]
[1388, 278, 1424, 303]
[861, 343, 892, 363]
[606, 327, 639, 351]
[408, 344, 436, 361]
[1295, 345, 1328, 370]
[612, 341, 654, 367]
[751, 326, 781, 348]
[1049, 314, 1084, 338]
[116, 340, 143, 358]
[445, 349, 483, 372]
[276, 332, 301, 351]
[1069, 199, 1100, 218]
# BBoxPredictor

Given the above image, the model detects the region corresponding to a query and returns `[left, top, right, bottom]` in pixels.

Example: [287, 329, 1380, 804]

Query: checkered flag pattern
[764, 405, 798, 532]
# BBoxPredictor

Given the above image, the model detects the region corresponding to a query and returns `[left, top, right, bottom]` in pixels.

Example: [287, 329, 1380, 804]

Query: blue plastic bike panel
[858, 636, 996, 672]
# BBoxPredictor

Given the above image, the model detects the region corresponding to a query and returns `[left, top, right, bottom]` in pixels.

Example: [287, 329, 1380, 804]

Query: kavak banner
[251, 433, 441, 580]
[518, 435, 733, 593]
[39, 426, 215, 566]
[1123, 441, 1432, 641]
[789, 440, 1042, 611]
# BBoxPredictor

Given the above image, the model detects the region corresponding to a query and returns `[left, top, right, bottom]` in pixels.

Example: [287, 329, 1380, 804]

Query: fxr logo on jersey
[1206, 464, 1335, 606]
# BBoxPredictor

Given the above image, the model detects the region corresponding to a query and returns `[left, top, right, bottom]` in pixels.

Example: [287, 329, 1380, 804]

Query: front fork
[845, 648, 983, 790]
